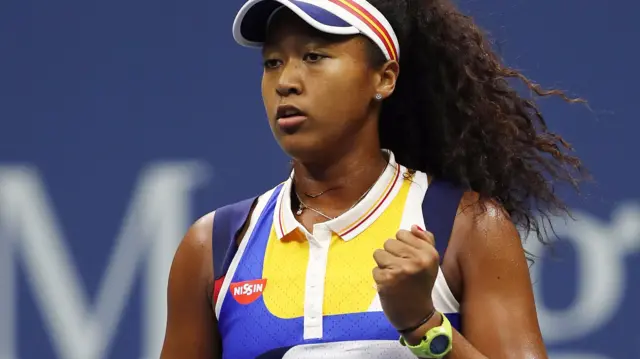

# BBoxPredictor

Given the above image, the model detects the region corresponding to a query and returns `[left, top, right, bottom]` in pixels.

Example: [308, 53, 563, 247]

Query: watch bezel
[427, 332, 451, 356]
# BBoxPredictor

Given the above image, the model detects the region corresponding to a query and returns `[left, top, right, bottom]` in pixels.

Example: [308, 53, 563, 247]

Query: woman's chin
[276, 135, 332, 164]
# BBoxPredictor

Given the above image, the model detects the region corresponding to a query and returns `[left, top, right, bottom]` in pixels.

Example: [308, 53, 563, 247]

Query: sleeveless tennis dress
[212, 151, 463, 358]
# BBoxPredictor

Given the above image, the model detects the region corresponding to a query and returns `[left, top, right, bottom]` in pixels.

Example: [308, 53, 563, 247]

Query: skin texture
[161, 9, 548, 359]
[160, 213, 218, 358]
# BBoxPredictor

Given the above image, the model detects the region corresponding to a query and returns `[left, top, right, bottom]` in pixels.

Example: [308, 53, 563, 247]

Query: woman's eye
[263, 59, 282, 69]
[303, 53, 325, 63]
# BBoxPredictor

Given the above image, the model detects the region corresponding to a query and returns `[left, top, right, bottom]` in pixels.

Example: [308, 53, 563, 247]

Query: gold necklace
[294, 162, 388, 220]
[303, 187, 337, 198]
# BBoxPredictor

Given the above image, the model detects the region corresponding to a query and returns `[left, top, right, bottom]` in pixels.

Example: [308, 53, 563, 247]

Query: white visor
[232, 0, 400, 61]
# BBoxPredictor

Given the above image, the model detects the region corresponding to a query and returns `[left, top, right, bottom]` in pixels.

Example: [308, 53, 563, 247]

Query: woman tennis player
[160, 0, 584, 357]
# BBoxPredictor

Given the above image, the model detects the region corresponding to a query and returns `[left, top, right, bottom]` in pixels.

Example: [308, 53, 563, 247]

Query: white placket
[303, 225, 331, 340]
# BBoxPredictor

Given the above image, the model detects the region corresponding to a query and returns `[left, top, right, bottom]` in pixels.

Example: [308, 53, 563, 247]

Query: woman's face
[261, 9, 394, 162]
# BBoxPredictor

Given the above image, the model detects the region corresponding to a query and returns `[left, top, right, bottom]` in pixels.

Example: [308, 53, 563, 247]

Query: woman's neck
[291, 147, 389, 213]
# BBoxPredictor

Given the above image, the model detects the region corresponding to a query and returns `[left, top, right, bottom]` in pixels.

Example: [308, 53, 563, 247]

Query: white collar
[273, 150, 404, 241]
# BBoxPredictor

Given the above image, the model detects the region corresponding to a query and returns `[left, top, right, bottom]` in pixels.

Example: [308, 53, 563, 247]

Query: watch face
[430, 334, 451, 355]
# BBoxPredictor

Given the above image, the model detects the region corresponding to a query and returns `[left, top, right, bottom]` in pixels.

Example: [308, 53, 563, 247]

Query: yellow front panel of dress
[262, 179, 411, 318]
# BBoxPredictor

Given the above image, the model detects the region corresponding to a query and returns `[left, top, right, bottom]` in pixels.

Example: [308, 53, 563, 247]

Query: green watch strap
[399, 312, 453, 358]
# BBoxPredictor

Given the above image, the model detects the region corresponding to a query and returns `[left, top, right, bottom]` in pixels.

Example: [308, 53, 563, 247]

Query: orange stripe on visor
[328, 0, 398, 61]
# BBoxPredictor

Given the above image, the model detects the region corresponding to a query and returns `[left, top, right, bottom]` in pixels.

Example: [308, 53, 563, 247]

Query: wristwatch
[399, 312, 453, 358]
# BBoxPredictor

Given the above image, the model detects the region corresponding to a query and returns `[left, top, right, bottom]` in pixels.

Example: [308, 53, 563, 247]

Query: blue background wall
[1, 0, 637, 358]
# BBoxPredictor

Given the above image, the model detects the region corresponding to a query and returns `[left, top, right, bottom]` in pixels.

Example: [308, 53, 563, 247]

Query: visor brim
[232, 0, 360, 47]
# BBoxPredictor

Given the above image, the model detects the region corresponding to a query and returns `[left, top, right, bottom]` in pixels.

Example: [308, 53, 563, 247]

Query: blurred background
[0, 0, 638, 358]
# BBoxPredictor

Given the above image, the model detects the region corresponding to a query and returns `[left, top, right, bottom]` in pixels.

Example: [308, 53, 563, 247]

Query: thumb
[412, 225, 435, 246]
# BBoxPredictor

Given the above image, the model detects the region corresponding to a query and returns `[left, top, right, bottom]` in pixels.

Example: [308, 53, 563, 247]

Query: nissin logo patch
[230, 279, 267, 305]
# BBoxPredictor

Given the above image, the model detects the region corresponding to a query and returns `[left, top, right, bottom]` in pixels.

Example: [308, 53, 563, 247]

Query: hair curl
[368, 0, 587, 244]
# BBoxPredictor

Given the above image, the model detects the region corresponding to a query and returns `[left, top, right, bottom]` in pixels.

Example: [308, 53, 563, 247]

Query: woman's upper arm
[160, 212, 220, 359]
[455, 200, 548, 359]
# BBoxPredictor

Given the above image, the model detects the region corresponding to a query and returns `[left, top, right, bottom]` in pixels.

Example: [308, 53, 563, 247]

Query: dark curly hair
[368, 0, 587, 244]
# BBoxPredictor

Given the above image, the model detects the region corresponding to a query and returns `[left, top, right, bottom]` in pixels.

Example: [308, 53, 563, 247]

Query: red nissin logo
[229, 279, 267, 305]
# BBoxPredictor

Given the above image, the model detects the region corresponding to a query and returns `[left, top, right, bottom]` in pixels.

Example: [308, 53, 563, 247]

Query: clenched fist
[372, 225, 439, 332]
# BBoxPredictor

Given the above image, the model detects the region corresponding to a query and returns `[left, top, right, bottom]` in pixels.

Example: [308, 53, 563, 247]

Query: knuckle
[403, 262, 421, 274]
[412, 251, 437, 269]
[425, 232, 435, 242]
[386, 265, 400, 275]
[399, 262, 415, 274]
[427, 248, 440, 262]
[376, 269, 392, 283]
[414, 256, 429, 268]
[372, 269, 384, 285]
[383, 239, 395, 250]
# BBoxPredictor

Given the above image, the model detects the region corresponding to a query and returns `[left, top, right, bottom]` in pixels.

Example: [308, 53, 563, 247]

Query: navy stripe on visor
[289, 0, 351, 27]
[240, 0, 351, 43]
